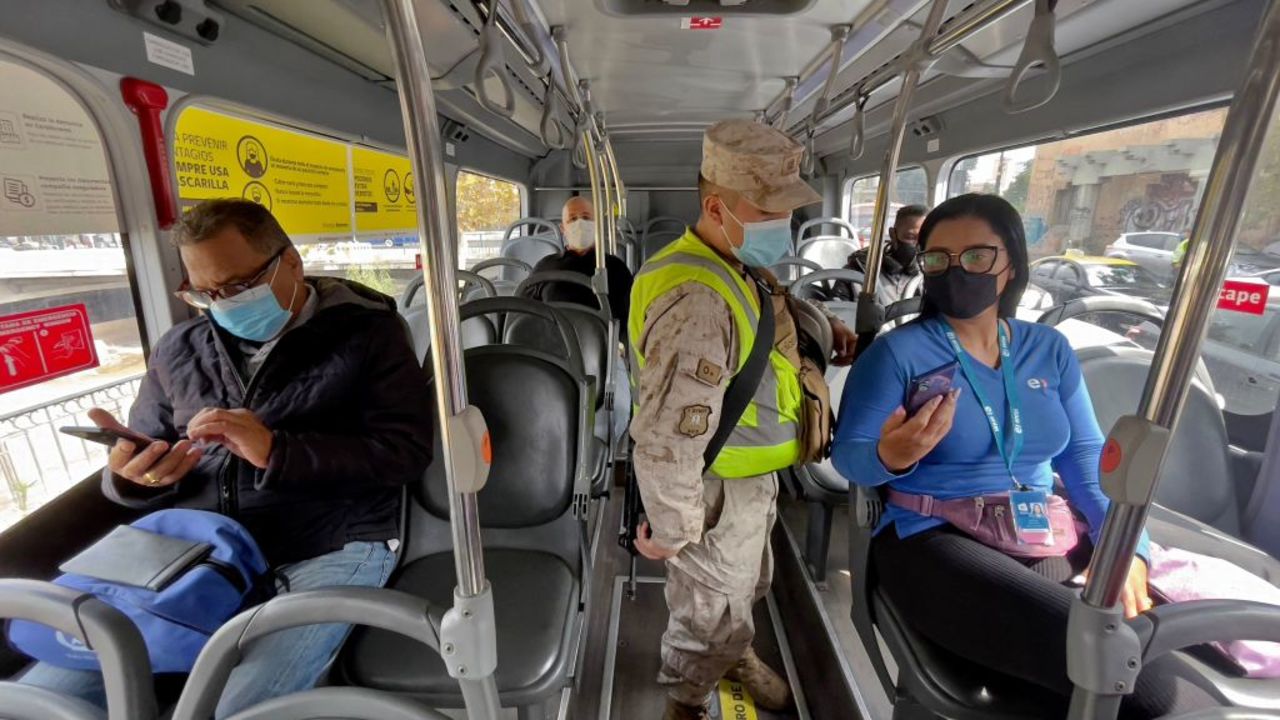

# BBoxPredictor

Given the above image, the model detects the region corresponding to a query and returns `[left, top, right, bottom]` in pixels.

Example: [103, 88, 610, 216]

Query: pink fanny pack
[887, 489, 1080, 558]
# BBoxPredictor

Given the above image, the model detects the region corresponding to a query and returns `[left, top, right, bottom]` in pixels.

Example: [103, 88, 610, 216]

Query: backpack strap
[702, 274, 776, 473]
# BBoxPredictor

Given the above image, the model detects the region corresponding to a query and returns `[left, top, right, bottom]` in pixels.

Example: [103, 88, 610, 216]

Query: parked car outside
[1105, 231, 1182, 281]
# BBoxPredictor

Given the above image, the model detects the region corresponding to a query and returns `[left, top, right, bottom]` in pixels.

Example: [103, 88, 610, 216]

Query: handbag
[887, 488, 1081, 559]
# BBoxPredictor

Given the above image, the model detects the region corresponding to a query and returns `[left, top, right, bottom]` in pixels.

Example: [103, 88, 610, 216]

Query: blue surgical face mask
[209, 257, 297, 342]
[720, 202, 792, 268]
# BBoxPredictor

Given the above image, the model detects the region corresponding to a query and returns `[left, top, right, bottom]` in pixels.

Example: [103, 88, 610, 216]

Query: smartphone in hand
[60, 425, 154, 448]
[905, 361, 959, 415]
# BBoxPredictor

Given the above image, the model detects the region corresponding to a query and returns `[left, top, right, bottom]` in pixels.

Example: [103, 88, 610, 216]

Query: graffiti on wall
[1120, 175, 1198, 234]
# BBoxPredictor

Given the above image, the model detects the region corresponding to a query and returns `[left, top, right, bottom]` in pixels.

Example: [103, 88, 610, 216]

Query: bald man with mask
[520, 196, 633, 322]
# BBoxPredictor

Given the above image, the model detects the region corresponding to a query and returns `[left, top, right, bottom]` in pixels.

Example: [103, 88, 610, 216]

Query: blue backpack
[7, 509, 270, 673]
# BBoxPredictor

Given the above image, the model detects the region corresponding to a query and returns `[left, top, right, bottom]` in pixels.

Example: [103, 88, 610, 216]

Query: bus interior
[4, 0, 1280, 718]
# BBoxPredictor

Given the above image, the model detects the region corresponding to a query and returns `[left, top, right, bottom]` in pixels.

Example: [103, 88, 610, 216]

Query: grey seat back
[470, 257, 533, 297]
[796, 217, 860, 269]
[506, 306, 607, 407]
[1077, 345, 1241, 535]
[400, 271, 500, 361]
[641, 216, 686, 262]
[500, 218, 563, 281]
[0, 579, 156, 720]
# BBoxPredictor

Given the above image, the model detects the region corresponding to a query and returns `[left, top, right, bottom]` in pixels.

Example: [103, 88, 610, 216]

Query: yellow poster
[173, 107, 351, 236]
[352, 146, 417, 233]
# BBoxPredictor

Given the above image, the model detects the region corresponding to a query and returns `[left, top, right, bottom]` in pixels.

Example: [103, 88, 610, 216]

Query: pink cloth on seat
[1149, 543, 1280, 678]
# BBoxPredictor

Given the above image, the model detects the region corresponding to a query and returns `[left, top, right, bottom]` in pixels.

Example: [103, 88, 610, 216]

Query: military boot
[662, 697, 712, 720]
[724, 648, 791, 711]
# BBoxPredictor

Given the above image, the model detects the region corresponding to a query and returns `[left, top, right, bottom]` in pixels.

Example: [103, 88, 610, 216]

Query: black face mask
[924, 268, 1000, 319]
[889, 241, 918, 268]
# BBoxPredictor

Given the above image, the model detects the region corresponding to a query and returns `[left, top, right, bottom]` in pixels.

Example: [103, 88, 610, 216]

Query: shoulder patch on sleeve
[677, 405, 712, 437]
[695, 358, 725, 387]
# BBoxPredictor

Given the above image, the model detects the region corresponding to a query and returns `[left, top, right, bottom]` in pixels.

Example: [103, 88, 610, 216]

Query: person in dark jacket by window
[520, 196, 633, 322]
[19, 199, 434, 718]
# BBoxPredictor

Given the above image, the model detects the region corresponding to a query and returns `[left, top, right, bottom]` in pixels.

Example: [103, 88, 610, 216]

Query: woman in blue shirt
[833, 194, 1208, 717]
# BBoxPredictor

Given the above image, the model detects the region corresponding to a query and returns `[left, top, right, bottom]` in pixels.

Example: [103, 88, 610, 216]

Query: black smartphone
[906, 361, 960, 415]
[60, 425, 155, 448]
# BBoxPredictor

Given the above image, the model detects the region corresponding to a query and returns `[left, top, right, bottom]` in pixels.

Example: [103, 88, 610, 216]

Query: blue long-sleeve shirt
[832, 317, 1149, 561]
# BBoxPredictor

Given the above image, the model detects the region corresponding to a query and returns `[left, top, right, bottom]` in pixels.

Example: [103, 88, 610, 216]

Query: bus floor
[777, 494, 893, 720]
[571, 487, 810, 720]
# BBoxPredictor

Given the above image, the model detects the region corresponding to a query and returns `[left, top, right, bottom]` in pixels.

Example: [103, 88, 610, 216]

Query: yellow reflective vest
[629, 229, 803, 478]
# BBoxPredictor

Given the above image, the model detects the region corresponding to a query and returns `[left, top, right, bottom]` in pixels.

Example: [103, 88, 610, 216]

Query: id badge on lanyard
[943, 320, 1053, 546]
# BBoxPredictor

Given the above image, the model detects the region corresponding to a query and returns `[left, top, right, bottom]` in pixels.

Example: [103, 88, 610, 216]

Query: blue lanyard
[941, 319, 1025, 489]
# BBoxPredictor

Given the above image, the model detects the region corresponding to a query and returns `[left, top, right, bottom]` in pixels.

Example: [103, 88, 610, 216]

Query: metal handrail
[381, 1, 501, 716]
[854, 0, 951, 351]
[1067, 0, 1280, 717]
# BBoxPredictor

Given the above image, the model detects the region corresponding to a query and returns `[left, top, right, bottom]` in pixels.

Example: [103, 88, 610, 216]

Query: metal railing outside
[0, 375, 142, 527]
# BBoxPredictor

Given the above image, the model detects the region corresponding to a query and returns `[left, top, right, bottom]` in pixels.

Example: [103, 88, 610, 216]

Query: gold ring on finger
[143, 471, 160, 486]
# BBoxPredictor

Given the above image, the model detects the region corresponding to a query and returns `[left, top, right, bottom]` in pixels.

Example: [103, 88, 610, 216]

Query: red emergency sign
[682, 17, 723, 30]
[1218, 280, 1269, 315]
[0, 304, 99, 394]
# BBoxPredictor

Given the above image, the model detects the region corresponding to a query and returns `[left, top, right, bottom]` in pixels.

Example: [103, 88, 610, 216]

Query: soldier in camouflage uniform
[629, 120, 856, 720]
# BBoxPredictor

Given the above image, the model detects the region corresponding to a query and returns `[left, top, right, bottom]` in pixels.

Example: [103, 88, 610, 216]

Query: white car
[1104, 231, 1182, 281]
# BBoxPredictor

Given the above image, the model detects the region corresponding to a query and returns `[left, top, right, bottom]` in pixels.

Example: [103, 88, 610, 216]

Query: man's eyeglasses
[175, 249, 284, 309]
[917, 245, 1002, 277]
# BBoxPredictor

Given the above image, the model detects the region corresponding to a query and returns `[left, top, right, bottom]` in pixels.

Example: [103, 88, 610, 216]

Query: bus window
[0, 57, 145, 528]
[455, 170, 523, 269]
[947, 106, 1229, 273]
[843, 167, 928, 244]
[171, 106, 421, 302]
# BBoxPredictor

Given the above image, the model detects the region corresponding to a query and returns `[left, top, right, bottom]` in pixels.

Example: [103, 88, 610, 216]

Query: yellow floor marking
[717, 678, 760, 720]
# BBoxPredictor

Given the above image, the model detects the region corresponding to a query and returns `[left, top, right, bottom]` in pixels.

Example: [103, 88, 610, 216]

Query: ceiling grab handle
[810, 25, 851, 126]
[539, 84, 568, 150]
[552, 26, 583, 111]
[509, 0, 548, 76]
[847, 92, 868, 161]
[475, 0, 517, 118]
[775, 76, 798, 130]
[1002, 0, 1061, 114]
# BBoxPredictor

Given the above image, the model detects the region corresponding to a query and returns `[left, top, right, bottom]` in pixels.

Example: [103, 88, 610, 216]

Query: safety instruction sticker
[352, 146, 417, 233]
[0, 59, 120, 236]
[173, 107, 351, 236]
[717, 679, 759, 720]
[0, 304, 99, 395]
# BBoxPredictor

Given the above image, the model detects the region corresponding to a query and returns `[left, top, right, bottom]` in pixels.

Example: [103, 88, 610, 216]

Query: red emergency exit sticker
[0, 304, 99, 394]
[415, 253, 423, 270]
[1218, 280, 1269, 315]
[681, 17, 723, 30]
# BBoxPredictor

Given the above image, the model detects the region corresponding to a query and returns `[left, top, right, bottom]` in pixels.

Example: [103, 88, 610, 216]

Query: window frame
[453, 167, 529, 268]
[841, 165, 929, 234]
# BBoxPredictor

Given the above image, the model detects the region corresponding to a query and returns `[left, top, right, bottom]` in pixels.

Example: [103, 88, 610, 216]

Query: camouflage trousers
[658, 472, 778, 706]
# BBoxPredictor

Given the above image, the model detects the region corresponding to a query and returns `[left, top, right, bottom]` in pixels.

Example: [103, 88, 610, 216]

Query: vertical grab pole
[583, 129, 608, 276]
[1067, 2, 1280, 717]
[855, 0, 951, 354]
[598, 141, 618, 262]
[382, 1, 501, 717]
[605, 140, 627, 242]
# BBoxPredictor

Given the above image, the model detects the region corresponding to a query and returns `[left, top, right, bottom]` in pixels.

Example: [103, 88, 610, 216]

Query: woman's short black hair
[917, 193, 1030, 318]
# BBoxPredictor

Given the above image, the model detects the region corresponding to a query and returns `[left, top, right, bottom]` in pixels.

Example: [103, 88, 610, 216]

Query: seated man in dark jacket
[520, 196, 633, 322]
[832, 203, 927, 306]
[19, 199, 433, 718]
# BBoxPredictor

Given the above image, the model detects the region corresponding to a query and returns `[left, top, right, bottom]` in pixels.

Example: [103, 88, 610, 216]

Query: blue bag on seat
[6, 509, 269, 673]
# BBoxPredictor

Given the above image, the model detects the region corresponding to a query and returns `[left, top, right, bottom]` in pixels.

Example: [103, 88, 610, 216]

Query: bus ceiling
[197, 0, 1228, 165]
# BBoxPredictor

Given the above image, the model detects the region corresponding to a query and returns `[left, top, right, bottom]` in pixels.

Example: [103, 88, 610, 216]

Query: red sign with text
[0, 304, 99, 394]
[1218, 280, 1269, 315]
[682, 17, 723, 30]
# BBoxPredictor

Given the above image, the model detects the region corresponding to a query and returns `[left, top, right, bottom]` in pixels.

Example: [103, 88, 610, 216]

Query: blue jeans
[18, 540, 397, 718]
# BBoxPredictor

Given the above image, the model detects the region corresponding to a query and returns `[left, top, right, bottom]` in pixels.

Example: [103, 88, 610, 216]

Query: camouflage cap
[701, 119, 822, 213]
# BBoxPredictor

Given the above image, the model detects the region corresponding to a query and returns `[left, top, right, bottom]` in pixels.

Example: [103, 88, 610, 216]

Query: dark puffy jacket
[103, 277, 434, 566]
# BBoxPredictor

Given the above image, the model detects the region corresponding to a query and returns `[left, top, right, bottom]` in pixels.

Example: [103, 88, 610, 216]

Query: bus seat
[1077, 345, 1280, 581]
[505, 303, 612, 497]
[0, 579, 157, 720]
[771, 256, 823, 285]
[470, 257, 534, 296]
[640, 216, 686, 262]
[796, 217, 860, 269]
[846, 344, 1280, 720]
[338, 344, 585, 711]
